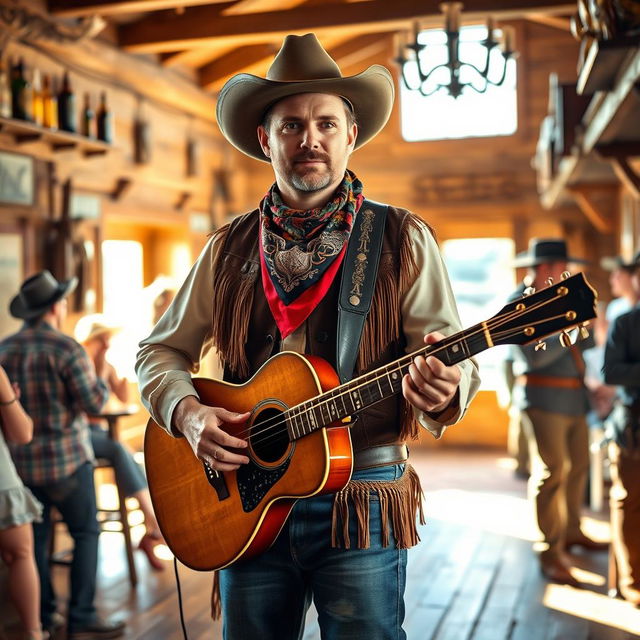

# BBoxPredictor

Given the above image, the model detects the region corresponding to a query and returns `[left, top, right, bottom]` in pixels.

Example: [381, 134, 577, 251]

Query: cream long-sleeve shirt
[135, 220, 481, 438]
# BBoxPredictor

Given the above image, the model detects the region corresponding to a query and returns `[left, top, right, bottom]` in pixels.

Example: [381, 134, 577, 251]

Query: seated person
[75, 315, 165, 571]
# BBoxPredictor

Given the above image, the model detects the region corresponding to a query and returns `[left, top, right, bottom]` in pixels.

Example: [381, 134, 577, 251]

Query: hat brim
[513, 254, 589, 268]
[216, 65, 394, 162]
[9, 277, 78, 320]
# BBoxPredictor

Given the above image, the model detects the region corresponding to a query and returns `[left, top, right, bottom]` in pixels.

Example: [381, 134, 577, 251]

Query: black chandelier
[396, 1, 516, 99]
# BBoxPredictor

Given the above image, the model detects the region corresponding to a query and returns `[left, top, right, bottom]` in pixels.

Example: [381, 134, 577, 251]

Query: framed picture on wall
[0, 151, 34, 206]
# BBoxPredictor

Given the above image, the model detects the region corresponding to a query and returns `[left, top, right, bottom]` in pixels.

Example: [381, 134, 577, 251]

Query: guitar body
[144, 351, 353, 571]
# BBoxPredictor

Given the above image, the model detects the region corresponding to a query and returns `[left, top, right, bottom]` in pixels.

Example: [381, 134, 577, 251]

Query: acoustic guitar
[145, 272, 597, 571]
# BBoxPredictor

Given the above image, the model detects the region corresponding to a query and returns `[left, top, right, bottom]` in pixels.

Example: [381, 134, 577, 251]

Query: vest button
[240, 263, 250, 274]
[265, 334, 274, 343]
[316, 331, 329, 343]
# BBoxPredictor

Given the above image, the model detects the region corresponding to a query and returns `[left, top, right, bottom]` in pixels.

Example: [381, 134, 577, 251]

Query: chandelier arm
[419, 83, 448, 97]
[416, 62, 449, 87]
[483, 54, 509, 87]
[399, 63, 424, 92]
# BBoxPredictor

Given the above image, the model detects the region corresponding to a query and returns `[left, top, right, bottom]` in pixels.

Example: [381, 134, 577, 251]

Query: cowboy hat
[600, 251, 640, 271]
[513, 238, 589, 268]
[216, 33, 395, 162]
[74, 314, 121, 344]
[9, 270, 77, 320]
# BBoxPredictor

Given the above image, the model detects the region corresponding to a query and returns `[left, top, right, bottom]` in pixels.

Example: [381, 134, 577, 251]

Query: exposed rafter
[118, 0, 575, 54]
[199, 42, 277, 90]
[47, 0, 230, 18]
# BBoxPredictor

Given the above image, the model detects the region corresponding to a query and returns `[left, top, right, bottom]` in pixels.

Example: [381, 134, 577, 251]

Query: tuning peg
[561, 271, 571, 280]
[535, 340, 547, 351]
[579, 323, 590, 340]
[523, 286, 536, 296]
[559, 331, 573, 348]
[545, 277, 554, 286]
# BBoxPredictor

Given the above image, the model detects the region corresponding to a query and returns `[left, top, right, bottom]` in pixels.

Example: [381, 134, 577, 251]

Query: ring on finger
[213, 449, 218, 461]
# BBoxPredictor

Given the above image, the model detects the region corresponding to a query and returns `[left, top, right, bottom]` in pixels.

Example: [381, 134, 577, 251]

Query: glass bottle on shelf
[31, 68, 44, 126]
[96, 91, 113, 143]
[42, 73, 58, 129]
[0, 58, 11, 118]
[57, 70, 76, 133]
[11, 58, 32, 121]
[81, 92, 94, 137]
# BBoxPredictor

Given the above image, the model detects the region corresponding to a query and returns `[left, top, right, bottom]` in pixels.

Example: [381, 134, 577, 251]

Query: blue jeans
[90, 424, 147, 497]
[29, 462, 100, 629]
[219, 464, 408, 640]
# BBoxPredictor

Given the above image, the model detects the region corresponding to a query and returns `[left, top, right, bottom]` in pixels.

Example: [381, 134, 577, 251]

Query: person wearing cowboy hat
[136, 33, 479, 639]
[600, 253, 639, 324]
[508, 239, 605, 588]
[603, 249, 640, 607]
[0, 271, 126, 640]
[75, 314, 167, 571]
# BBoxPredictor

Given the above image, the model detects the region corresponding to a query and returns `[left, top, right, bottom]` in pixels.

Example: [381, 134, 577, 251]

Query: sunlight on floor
[544, 584, 640, 634]
[425, 488, 538, 541]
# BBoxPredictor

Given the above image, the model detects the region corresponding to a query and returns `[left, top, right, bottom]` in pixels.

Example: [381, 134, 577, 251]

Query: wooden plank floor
[17, 447, 640, 639]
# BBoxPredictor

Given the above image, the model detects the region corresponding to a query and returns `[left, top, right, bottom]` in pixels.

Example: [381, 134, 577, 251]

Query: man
[603, 250, 640, 607]
[137, 34, 480, 639]
[510, 238, 605, 587]
[601, 254, 639, 323]
[0, 271, 125, 640]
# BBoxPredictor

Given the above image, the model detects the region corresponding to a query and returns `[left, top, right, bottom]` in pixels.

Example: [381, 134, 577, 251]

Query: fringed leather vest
[210, 205, 430, 450]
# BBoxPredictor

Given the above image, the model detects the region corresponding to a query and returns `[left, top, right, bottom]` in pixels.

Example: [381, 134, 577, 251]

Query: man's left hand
[402, 331, 461, 414]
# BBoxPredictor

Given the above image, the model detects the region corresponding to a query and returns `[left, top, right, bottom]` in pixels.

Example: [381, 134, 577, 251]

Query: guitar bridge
[203, 462, 230, 501]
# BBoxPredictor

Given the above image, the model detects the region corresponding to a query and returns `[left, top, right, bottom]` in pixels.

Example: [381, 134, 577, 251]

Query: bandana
[260, 171, 364, 338]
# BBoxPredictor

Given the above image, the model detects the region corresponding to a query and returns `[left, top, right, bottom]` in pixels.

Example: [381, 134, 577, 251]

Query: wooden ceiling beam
[48, 0, 230, 18]
[525, 12, 572, 31]
[119, 0, 575, 53]
[199, 43, 278, 90]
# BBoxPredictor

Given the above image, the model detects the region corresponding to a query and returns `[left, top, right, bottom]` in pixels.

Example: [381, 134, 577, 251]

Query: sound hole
[250, 406, 290, 464]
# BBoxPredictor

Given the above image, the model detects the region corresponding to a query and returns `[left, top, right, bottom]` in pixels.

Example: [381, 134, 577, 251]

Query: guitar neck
[286, 321, 492, 440]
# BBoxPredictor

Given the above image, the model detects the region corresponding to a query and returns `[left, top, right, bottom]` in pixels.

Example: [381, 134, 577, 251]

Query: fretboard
[285, 321, 491, 440]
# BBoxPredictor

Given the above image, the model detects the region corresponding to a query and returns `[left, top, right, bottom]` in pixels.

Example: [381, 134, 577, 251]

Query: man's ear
[346, 123, 358, 153]
[257, 125, 271, 158]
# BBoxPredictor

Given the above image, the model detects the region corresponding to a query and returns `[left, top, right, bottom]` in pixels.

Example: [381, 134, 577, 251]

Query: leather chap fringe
[331, 464, 425, 550]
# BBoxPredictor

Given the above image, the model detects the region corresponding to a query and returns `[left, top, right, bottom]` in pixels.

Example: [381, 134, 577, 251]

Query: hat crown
[266, 33, 342, 82]
[528, 238, 569, 260]
[19, 270, 61, 308]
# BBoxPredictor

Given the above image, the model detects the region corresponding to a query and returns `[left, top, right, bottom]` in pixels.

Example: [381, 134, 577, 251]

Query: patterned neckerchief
[259, 170, 364, 338]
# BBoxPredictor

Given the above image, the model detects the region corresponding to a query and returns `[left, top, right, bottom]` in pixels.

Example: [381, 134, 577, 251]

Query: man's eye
[283, 122, 299, 130]
[321, 121, 336, 128]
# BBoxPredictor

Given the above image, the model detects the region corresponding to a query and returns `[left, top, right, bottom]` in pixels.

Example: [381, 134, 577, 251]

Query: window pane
[442, 238, 516, 390]
[400, 26, 517, 141]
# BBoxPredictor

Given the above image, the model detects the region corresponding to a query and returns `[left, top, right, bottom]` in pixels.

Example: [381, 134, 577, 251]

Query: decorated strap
[336, 199, 388, 384]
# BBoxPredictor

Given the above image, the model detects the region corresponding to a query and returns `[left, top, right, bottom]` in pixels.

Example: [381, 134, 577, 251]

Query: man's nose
[300, 126, 319, 149]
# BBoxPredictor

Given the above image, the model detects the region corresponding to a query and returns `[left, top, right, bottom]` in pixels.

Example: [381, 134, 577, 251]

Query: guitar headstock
[489, 272, 597, 347]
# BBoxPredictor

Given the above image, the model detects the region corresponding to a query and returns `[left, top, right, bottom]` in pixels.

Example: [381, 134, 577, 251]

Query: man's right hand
[171, 395, 250, 471]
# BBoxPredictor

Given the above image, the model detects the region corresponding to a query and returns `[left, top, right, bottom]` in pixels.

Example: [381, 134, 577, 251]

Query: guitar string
[240, 298, 576, 444]
[243, 311, 576, 451]
[232, 293, 573, 445]
[228, 290, 576, 447]
[230, 288, 569, 443]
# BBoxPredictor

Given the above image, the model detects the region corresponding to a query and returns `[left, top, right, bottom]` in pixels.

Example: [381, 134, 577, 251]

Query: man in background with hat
[509, 239, 604, 588]
[0, 271, 125, 640]
[136, 33, 479, 638]
[603, 250, 640, 607]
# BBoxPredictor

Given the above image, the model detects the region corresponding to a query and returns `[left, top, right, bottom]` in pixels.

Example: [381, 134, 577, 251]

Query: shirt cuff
[148, 371, 199, 436]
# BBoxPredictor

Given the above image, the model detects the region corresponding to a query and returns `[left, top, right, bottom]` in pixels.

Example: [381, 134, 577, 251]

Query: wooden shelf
[539, 46, 640, 209]
[577, 36, 640, 96]
[0, 116, 112, 157]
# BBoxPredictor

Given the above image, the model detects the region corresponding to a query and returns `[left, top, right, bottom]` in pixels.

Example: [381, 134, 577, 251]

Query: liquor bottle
[0, 58, 11, 118]
[81, 92, 94, 137]
[11, 58, 32, 121]
[96, 91, 113, 143]
[42, 73, 58, 129]
[57, 71, 76, 133]
[31, 68, 44, 126]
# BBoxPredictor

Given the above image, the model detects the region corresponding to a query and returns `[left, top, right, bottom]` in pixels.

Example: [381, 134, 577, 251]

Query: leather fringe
[331, 464, 425, 550]
[211, 570, 221, 620]
[210, 224, 255, 379]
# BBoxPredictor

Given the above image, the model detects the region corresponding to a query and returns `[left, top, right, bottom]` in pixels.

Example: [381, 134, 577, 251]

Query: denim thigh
[219, 464, 407, 640]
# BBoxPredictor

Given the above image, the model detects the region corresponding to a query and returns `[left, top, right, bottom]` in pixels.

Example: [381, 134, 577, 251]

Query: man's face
[536, 260, 568, 285]
[257, 93, 357, 203]
[609, 267, 633, 298]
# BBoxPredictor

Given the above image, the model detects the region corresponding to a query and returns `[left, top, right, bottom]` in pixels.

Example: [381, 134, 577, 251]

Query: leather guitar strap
[336, 199, 388, 384]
